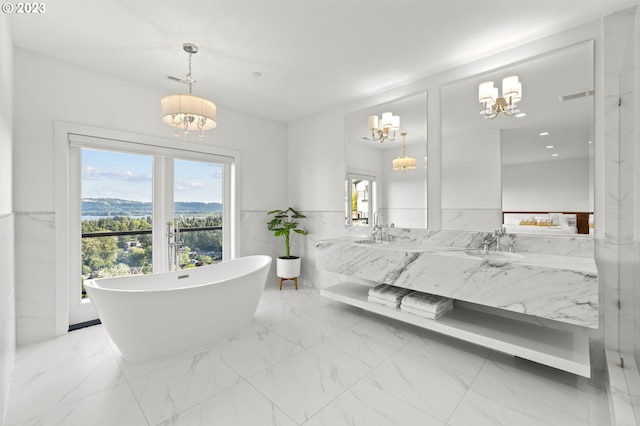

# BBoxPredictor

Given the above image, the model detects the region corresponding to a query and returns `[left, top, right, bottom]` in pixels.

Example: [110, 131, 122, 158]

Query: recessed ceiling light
[546, 145, 555, 149]
[552, 153, 559, 157]
[588, 140, 592, 144]
[515, 113, 527, 118]
[539, 132, 549, 136]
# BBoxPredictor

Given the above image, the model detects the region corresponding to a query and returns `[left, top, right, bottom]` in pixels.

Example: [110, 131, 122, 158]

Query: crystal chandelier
[478, 75, 522, 119]
[368, 112, 400, 142]
[161, 43, 217, 141]
[392, 132, 416, 171]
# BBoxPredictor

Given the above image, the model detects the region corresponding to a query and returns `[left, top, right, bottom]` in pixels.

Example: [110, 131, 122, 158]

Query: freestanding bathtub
[84, 255, 272, 362]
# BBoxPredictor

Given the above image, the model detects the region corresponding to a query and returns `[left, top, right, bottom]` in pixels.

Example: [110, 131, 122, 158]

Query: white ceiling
[8, 0, 638, 123]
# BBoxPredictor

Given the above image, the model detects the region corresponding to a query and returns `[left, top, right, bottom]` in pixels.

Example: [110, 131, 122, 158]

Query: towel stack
[368, 284, 414, 308]
[400, 292, 453, 320]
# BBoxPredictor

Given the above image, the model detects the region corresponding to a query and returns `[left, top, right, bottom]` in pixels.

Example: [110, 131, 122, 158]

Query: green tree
[82, 236, 119, 272]
[126, 246, 148, 267]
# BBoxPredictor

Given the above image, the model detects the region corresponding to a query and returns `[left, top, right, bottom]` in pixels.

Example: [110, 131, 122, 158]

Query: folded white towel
[368, 284, 413, 302]
[400, 304, 450, 320]
[401, 292, 453, 313]
[368, 296, 401, 308]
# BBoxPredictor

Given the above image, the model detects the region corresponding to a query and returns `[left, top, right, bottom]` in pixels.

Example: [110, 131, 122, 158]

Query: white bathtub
[85, 255, 272, 362]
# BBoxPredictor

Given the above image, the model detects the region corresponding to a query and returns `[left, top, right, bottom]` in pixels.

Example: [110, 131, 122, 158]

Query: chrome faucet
[372, 209, 384, 242]
[482, 227, 506, 252]
[167, 218, 185, 271]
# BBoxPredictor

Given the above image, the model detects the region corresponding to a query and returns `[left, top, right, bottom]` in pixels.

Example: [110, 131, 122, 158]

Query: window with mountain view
[81, 149, 153, 294]
[172, 159, 223, 269]
[80, 150, 226, 299]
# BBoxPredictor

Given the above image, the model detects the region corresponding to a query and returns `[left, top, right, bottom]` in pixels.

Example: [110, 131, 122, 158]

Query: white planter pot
[277, 256, 301, 279]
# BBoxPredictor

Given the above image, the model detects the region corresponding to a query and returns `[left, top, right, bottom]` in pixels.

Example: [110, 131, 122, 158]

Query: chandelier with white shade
[478, 75, 522, 119]
[368, 112, 400, 143]
[161, 43, 217, 141]
[392, 132, 416, 171]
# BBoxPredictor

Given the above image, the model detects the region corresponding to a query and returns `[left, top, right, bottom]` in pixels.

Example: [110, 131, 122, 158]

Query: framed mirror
[441, 41, 594, 236]
[344, 91, 428, 228]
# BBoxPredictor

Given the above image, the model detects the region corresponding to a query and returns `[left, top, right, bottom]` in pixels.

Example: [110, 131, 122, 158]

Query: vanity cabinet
[317, 237, 597, 377]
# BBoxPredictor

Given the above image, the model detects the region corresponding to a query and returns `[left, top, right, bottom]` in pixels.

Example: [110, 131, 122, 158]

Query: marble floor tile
[364, 336, 487, 422]
[6, 350, 125, 425]
[5, 288, 611, 426]
[309, 326, 400, 377]
[448, 352, 598, 426]
[303, 379, 445, 426]
[210, 321, 302, 379]
[348, 312, 421, 347]
[254, 289, 326, 327]
[268, 303, 364, 348]
[128, 349, 242, 425]
[402, 330, 492, 376]
[448, 385, 589, 426]
[159, 381, 297, 426]
[11, 325, 112, 381]
[114, 342, 221, 382]
[471, 352, 591, 420]
[11, 382, 148, 426]
[248, 349, 359, 424]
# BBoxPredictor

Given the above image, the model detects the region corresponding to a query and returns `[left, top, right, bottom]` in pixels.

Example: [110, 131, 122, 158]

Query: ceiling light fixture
[539, 131, 550, 136]
[478, 75, 522, 119]
[368, 112, 400, 142]
[546, 145, 555, 149]
[161, 43, 217, 141]
[392, 132, 416, 171]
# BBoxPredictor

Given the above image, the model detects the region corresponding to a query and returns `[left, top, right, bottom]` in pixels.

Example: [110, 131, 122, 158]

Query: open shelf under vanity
[321, 281, 591, 378]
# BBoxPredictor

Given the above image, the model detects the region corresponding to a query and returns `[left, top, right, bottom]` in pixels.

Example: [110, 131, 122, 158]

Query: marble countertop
[316, 237, 599, 328]
[323, 237, 597, 274]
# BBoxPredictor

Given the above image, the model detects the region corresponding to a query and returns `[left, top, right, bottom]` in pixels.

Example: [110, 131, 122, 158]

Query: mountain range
[82, 198, 222, 216]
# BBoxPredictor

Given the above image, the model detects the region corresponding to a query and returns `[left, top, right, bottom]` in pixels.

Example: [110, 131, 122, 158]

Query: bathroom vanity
[316, 230, 598, 377]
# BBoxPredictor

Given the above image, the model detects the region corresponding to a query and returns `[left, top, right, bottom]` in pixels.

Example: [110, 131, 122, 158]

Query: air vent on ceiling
[559, 90, 594, 102]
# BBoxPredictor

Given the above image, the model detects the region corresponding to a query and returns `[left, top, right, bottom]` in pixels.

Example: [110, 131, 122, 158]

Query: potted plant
[267, 207, 308, 288]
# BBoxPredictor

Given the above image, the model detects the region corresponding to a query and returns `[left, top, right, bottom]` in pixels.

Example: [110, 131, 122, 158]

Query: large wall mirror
[441, 41, 594, 236]
[345, 91, 427, 228]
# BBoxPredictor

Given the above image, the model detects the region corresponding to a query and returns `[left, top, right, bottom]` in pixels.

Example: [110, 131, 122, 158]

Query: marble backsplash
[344, 226, 595, 258]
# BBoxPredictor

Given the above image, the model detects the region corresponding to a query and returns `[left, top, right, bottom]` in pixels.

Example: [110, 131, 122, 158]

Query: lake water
[81, 215, 150, 221]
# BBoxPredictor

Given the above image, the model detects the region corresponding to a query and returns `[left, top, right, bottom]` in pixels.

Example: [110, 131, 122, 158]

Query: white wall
[0, 12, 15, 424]
[12, 48, 288, 344]
[502, 158, 591, 212]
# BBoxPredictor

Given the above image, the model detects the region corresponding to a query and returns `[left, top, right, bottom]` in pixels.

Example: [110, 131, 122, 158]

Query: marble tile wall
[300, 211, 347, 290]
[14, 213, 56, 345]
[0, 214, 15, 423]
[345, 226, 595, 257]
